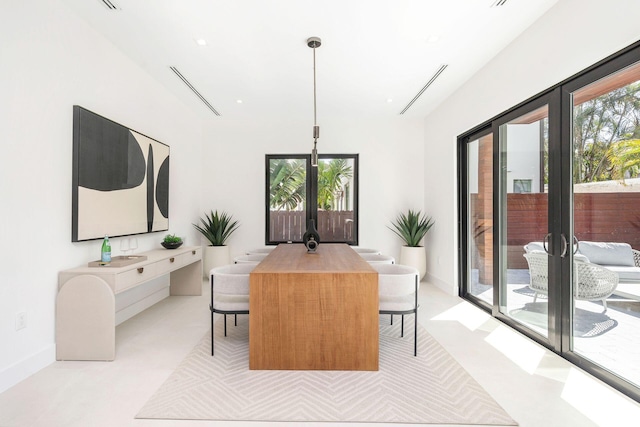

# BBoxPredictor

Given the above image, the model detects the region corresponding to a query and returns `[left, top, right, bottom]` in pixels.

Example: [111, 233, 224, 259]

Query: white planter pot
[203, 245, 230, 278]
[400, 246, 426, 280]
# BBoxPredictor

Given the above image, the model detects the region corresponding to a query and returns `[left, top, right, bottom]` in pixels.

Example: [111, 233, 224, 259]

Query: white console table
[56, 246, 202, 361]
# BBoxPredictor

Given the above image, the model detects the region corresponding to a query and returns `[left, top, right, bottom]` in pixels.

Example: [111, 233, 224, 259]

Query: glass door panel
[268, 157, 307, 242]
[570, 61, 640, 387]
[316, 157, 357, 243]
[467, 133, 494, 304]
[498, 105, 550, 337]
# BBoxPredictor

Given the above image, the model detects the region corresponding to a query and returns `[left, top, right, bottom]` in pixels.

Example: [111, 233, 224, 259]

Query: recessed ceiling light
[427, 35, 441, 44]
[387, 98, 393, 103]
[195, 39, 207, 46]
[236, 99, 243, 104]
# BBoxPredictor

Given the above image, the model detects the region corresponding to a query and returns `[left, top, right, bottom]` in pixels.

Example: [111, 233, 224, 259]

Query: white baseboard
[0, 344, 55, 394]
[425, 272, 457, 296]
[0, 277, 171, 393]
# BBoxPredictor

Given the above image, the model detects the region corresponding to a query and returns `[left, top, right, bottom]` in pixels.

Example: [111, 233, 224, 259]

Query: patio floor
[470, 269, 640, 389]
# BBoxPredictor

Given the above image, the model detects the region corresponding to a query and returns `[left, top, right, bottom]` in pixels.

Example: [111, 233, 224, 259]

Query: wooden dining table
[249, 243, 379, 370]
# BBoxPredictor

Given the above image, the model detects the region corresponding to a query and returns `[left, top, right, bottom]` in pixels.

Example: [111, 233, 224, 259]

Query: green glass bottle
[101, 235, 111, 264]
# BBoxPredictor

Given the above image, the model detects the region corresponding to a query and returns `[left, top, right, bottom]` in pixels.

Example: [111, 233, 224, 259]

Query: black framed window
[265, 154, 358, 245]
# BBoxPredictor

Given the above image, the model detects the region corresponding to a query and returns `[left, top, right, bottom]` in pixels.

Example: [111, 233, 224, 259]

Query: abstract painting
[72, 106, 169, 242]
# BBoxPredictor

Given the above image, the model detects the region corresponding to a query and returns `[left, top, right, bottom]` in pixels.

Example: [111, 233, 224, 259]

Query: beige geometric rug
[137, 315, 517, 425]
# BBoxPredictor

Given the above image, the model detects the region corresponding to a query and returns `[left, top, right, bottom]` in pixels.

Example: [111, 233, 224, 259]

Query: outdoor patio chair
[523, 252, 619, 312]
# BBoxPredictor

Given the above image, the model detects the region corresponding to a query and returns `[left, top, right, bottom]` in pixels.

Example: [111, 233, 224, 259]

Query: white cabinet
[56, 246, 202, 361]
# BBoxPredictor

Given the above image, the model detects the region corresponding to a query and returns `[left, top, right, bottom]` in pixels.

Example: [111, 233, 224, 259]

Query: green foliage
[317, 159, 353, 210]
[269, 159, 306, 211]
[573, 82, 640, 183]
[268, 158, 354, 212]
[193, 210, 240, 246]
[607, 138, 640, 180]
[163, 234, 182, 243]
[388, 210, 434, 247]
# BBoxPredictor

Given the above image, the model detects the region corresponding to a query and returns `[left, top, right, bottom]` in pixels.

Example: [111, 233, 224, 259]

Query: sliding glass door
[463, 130, 494, 306]
[496, 101, 553, 340]
[460, 41, 640, 401]
[564, 55, 640, 389]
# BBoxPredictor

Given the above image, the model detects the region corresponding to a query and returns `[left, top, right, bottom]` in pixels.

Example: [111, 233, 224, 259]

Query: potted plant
[161, 233, 183, 249]
[388, 209, 435, 280]
[194, 210, 240, 277]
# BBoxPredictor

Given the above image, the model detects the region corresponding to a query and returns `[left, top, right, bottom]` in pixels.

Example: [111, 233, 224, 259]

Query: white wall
[506, 123, 542, 194]
[0, 0, 204, 392]
[202, 116, 425, 262]
[423, 0, 640, 294]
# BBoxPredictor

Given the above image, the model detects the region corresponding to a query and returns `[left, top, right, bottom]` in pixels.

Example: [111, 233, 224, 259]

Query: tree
[573, 82, 640, 183]
[269, 158, 354, 212]
[607, 138, 640, 181]
[269, 159, 306, 211]
[317, 159, 353, 210]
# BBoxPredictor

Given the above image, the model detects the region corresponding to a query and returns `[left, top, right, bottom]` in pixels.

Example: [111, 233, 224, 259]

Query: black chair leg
[390, 314, 393, 325]
[235, 314, 238, 326]
[211, 275, 215, 356]
[401, 315, 405, 337]
[224, 314, 228, 336]
[414, 312, 418, 357]
[211, 310, 218, 356]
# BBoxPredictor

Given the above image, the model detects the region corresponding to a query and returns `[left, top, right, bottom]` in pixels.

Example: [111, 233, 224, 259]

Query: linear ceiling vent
[400, 64, 448, 115]
[100, 0, 120, 10]
[491, 0, 509, 7]
[169, 66, 221, 116]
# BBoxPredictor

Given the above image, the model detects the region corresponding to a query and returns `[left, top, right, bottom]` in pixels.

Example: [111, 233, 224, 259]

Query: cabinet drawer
[115, 263, 157, 293]
[156, 255, 183, 275]
[179, 247, 202, 266]
[155, 248, 201, 275]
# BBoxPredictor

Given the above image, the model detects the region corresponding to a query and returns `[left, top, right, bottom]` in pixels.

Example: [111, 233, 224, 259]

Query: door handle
[560, 234, 569, 258]
[543, 233, 551, 254]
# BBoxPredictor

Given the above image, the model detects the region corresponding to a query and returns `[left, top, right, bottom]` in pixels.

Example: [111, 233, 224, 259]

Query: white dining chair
[360, 253, 395, 264]
[372, 263, 420, 356]
[209, 263, 255, 355]
[351, 247, 382, 255]
[234, 253, 268, 264]
[246, 246, 276, 255]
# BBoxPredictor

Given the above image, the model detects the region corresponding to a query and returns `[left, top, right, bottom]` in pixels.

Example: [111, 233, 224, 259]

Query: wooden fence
[269, 210, 355, 242]
[471, 192, 640, 271]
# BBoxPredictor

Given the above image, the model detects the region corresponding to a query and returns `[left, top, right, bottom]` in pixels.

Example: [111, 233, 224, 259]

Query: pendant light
[307, 37, 321, 167]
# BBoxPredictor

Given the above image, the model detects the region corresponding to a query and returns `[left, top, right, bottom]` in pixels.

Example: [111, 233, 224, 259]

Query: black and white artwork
[72, 106, 170, 242]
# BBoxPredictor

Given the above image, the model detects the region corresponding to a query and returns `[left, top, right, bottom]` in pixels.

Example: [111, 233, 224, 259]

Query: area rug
[137, 315, 517, 425]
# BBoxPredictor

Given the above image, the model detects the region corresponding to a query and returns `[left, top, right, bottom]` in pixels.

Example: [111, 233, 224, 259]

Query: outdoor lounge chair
[523, 252, 619, 312]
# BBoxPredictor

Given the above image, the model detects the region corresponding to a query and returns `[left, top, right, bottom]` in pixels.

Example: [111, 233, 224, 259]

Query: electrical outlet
[15, 312, 27, 330]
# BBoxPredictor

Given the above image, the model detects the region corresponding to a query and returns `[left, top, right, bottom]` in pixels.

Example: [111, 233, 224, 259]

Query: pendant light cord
[313, 45, 317, 129]
[307, 36, 321, 167]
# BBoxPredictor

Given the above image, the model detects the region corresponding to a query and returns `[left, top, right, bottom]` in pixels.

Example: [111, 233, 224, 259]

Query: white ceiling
[60, 0, 559, 121]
